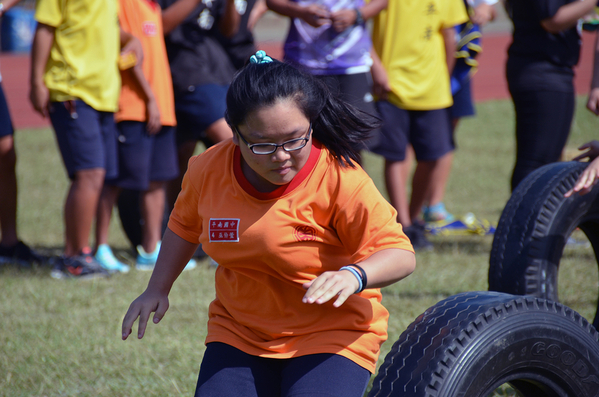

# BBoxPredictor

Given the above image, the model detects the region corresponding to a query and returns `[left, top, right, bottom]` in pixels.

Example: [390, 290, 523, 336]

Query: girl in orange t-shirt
[122, 51, 415, 397]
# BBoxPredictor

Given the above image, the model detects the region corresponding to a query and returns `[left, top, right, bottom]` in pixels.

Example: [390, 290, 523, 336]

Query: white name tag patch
[209, 218, 240, 242]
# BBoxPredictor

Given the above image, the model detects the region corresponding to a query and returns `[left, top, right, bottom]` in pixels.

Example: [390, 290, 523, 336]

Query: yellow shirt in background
[372, 0, 468, 110]
[35, 0, 121, 112]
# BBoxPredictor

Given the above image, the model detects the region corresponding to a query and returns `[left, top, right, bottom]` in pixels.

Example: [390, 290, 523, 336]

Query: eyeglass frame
[234, 124, 313, 155]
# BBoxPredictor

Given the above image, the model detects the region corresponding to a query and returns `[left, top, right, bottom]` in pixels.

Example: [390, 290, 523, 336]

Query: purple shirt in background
[283, 0, 372, 75]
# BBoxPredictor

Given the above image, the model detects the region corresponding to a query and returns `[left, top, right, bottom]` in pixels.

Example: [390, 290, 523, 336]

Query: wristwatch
[354, 8, 364, 25]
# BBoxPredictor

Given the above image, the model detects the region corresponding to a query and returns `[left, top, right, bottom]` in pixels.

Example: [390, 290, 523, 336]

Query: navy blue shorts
[106, 121, 179, 190]
[195, 342, 370, 397]
[175, 83, 229, 147]
[49, 100, 118, 180]
[0, 83, 14, 138]
[450, 78, 475, 120]
[370, 101, 453, 162]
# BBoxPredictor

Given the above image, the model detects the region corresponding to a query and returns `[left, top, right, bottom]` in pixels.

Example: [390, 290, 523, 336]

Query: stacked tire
[488, 161, 599, 329]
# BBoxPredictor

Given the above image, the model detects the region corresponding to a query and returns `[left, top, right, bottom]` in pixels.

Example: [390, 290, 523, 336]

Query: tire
[488, 161, 599, 329]
[368, 291, 599, 397]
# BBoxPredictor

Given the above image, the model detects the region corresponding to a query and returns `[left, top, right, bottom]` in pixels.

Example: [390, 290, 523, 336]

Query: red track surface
[1, 31, 596, 130]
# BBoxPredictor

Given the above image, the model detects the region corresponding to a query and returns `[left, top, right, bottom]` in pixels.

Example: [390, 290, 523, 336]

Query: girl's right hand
[121, 289, 170, 340]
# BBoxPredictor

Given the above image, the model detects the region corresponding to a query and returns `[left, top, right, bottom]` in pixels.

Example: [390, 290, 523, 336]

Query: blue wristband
[340, 266, 363, 293]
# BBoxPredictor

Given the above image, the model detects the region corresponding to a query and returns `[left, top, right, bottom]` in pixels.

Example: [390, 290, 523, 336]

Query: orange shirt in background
[168, 139, 414, 372]
[117, 0, 176, 126]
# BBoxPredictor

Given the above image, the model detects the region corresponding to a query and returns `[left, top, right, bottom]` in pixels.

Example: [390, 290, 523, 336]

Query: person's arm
[265, 0, 331, 28]
[442, 26, 457, 75]
[119, 27, 161, 134]
[564, 156, 599, 197]
[471, 2, 497, 26]
[247, 0, 267, 31]
[540, 0, 596, 34]
[588, 33, 599, 115]
[219, 0, 241, 38]
[0, 0, 24, 17]
[564, 141, 599, 196]
[122, 228, 199, 340]
[370, 47, 390, 101]
[161, 0, 203, 34]
[29, 23, 55, 118]
[330, 0, 388, 32]
[302, 248, 416, 308]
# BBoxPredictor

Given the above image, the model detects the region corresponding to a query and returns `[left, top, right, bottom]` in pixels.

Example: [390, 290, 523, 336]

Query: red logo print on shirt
[294, 225, 317, 242]
[209, 219, 239, 242]
[142, 21, 157, 37]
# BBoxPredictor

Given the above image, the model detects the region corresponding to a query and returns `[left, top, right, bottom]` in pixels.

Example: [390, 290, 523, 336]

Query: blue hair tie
[249, 50, 273, 64]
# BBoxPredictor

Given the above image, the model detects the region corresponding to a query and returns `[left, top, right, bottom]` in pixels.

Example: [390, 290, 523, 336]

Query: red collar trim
[143, 0, 158, 11]
[234, 140, 322, 200]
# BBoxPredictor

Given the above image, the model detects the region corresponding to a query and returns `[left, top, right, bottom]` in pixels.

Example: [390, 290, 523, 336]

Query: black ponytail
[225, 59, 380, 167]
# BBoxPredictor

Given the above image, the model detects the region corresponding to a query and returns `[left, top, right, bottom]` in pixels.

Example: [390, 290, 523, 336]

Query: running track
[1, 31, 596, 130]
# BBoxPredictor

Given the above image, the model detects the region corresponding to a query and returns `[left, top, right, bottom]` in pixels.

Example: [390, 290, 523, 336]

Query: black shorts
[370, 101, 453, 162]
[106, 121, 179, 190]
[317, 72, 380, 150]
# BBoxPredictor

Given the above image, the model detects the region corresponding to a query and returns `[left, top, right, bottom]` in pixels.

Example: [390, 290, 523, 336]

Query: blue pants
[195, 342, 371, 397]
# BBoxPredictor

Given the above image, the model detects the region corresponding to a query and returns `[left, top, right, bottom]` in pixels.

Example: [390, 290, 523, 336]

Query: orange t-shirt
[168, 139, 414, 372]
[116, 0, 176, 125]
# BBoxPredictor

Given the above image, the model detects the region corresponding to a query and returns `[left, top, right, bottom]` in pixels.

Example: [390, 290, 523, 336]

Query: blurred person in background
[29, 0, 141, 278]
[0, 0, 43, 266]
[266, 0, 388, 163]
[506, 0, 596, 191]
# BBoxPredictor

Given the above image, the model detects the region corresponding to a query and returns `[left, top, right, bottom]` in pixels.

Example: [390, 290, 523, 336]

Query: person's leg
[369, 101, 411, 225]
[385, 159, 412, 227]
[510, 89, 575, 191]
[0, 134, 17, 247]
[140, 181, 164, 254]
[48, 101, 116, 276]
[167, 139, 196, 211]
[95, 184, 121, 247]
[409, 108, 454, 224]
[195, 343, 282, 397]
[281, 353, 370, 397]
[409, 158, 446, 222]
[64, 168, 105, 256]
[0, 81, 18, 247]
[205, 117, 233, 144]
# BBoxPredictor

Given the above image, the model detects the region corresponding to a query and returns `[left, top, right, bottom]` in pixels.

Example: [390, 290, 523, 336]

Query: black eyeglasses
[235, 124, 312, 155]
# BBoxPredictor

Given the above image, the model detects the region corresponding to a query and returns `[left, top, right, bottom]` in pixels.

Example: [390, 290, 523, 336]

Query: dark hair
[225, 59, 380, 167]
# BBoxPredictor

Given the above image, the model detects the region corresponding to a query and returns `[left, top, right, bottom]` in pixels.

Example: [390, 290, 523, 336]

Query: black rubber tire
[488, 161, 599, 329]
[368, 291, 599, 397]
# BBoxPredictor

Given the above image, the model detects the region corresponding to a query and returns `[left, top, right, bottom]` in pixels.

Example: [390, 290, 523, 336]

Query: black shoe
[404, 223, 433, 251]
[50, 249, 110, 280]
[0, 241, 45, 266]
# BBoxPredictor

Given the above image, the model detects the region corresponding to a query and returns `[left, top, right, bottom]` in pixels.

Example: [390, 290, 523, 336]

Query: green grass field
[1, 97, 598, 396]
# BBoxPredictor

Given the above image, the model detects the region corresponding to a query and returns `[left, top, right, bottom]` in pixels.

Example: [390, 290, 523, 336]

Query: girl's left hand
[302, 270, 359, 307]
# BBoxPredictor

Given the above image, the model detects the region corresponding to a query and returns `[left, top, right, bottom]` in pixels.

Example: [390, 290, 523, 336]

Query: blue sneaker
[423, 202, 455, 223]
[95, 244, 130, 273]
[136, 242, 197, 271]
